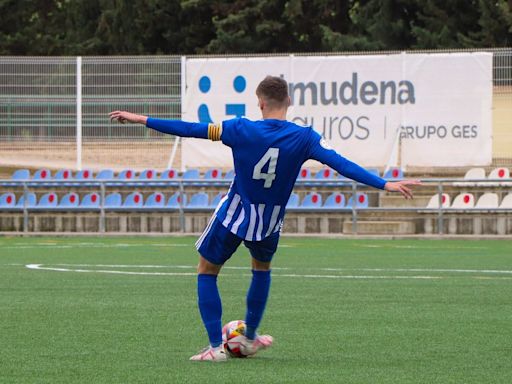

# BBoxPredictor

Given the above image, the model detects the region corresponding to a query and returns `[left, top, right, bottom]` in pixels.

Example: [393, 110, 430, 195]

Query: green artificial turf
[0, 236, 511, 383]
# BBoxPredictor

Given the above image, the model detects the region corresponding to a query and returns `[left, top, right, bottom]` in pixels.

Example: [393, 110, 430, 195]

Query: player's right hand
[109, 111, 147, 125]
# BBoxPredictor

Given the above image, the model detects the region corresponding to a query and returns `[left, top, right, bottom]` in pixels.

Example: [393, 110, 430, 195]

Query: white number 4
[253, 148, 279, 188]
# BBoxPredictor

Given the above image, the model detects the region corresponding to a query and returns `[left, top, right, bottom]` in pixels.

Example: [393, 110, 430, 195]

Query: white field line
[44, 264, 512, 275]
[25, 264, 442, 280]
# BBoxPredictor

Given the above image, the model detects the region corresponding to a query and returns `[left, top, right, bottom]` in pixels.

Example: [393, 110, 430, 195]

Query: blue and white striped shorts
[195, 216, 279, 265]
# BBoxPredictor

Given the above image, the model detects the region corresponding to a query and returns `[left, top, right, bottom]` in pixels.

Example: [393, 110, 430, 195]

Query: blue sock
[197, 274, 222, 347]
[245, 269, 271, 340]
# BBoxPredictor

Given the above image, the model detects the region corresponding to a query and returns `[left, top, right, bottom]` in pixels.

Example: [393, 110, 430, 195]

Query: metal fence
[0, 50, 511, 172]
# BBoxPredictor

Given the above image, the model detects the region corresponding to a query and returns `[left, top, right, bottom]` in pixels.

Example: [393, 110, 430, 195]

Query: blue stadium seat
[33, 169, 52, 180]
[105, 193, 122, 208]
[286, 193, 299, 208]
[301, 193, 322, 208]
[58, 192, 79, 208]
[11, 169, 30, 180]
[224, 170, 235, 180]
[160, 169, 178, 180]
[187, 192, 209, 208]
[324, 193, 346, 208]
[122, 192, 143, 207]
[118, 169, 136, 180]
[204, 168, 222, 180]
[297, 168, 312, 179]
[95, 169, 114, 180]
[0, 192, 16, 208]
[55, 169, 73, 180]
[76, 169, 94, 180]
[384, 167, 403, 180]
[16, 193, 37, 208]
[366, 168, 380, 177]
[144, 192, 165, 208]
[315, 168, 334, 180]
[209, 192, 225, 208]
[139, 169, 158, 180]
[37, 192, 58, 208]
[347, 193, 369, 208]
[80, 193, 100, 208]
[182, 169, 200, 180]
[167, 192, 187, 208]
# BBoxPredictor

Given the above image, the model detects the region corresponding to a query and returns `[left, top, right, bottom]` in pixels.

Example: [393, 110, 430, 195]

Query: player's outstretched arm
[383, 180, 422, 200]
[109, 110, 214, 140]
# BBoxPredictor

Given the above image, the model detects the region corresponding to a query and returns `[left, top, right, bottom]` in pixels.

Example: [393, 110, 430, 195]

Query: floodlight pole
[76, 56, 83, 171]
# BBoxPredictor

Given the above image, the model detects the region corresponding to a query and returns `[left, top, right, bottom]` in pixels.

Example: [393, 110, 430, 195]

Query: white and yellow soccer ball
[222, 320, 248, 358]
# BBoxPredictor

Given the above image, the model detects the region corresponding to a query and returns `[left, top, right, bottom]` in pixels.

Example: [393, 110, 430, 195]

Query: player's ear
[258, 97, 265, 111]
[286, 96, 291, 108]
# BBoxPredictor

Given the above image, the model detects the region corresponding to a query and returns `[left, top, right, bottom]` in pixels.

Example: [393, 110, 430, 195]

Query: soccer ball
[222, 320, 247, 358]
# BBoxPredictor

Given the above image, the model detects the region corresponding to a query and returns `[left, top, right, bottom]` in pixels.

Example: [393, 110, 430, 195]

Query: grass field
[1, 236, 511, 383]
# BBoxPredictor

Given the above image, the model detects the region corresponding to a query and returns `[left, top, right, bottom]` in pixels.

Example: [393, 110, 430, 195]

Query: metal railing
[0, 178, 511, 235]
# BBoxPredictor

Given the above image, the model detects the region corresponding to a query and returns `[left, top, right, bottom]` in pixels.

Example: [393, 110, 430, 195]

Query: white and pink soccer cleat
[189, 346, 227, 362]
[239, 334, 273, 356]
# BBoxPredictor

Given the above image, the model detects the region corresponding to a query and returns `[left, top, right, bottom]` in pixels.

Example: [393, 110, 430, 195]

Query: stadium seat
[105, 193, 122, 208]
[0, 192, 16, 208]
[139, 169, 157, 180]
[383, 167, 403, 179]
[454, 168, 485, 186]
[58, 192, 79, 208]
[451, 193, 475, 209]
[204, 168, 222, 180]
[11, 169, 30, 180]
[55, 169, 73, 180]
[297, 168, 312, 179]
[76, 169, 94, 180]
[80, 193, 100, 208]
[286, 193, 299, 208]
[486, 167, 511, 186]
[210, 192, 225, 208]
[95, 169, 114, 180]
[425, 193, 451, 209]
[366, 168, 380, 177]
[187, 192, 209, 207]
[160, 169, 178, 179]
[144, 192, 165, 208]
[323, 193, 346, 208]
[33, 169, 52, 180]
[118, 169, 136, 180]
[37, 192, 58, 208]
[183, 169, 200, 180]
[224, 170, 235, 180]
[474, 193, 499, 209]
[347, 193, 369, 208]
[314, 168, 334, 179]
[167, 192, 187, 208]
[122, 192, 144, 207]
[499, 194, 512, 208]
[15, 193, 37, 208]
[301, 193, 322, 208]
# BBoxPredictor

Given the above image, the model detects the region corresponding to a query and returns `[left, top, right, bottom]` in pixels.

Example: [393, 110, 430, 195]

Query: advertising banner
[182, 53, 492, 168]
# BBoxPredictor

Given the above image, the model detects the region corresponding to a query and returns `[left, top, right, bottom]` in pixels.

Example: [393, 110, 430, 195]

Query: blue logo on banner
[198, 75, 247, 123]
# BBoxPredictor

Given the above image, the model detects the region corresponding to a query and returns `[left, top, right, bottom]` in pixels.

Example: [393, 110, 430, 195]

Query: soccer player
[109, 76, 420, 362]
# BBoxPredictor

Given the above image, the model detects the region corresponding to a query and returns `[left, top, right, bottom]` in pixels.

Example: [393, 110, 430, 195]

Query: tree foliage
[0, 0, 510, 55]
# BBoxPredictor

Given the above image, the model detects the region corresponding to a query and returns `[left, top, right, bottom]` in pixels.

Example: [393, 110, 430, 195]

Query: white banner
[182, 53, 492, 168]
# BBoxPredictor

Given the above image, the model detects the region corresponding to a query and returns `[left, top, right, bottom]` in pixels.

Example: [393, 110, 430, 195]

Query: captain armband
[207, 123, 223, 141]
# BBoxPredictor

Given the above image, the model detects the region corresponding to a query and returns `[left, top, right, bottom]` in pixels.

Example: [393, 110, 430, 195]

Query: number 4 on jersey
[253, 148, 279, 188]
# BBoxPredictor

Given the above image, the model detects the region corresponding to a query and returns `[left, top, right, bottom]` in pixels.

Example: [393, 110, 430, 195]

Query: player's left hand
[384, 180, 422, 199]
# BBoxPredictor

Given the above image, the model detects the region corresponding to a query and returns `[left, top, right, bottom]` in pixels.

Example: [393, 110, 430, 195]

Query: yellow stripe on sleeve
[208, 123, 222, 141]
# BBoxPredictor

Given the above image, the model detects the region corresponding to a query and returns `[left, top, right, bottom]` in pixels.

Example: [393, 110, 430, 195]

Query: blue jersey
[146, 117, 386, 241]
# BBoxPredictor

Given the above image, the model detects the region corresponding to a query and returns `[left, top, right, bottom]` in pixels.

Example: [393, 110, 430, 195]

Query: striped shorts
[196, 217, 279, 265]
